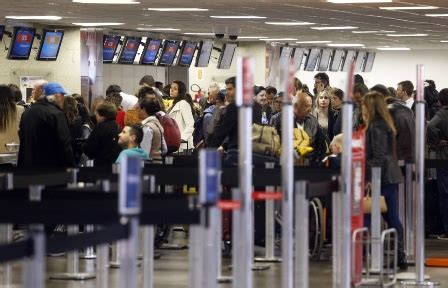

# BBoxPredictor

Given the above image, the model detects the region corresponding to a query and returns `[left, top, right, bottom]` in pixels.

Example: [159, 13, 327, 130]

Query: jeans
[437, 168, 448, 233]
[365, 184, 405, 260]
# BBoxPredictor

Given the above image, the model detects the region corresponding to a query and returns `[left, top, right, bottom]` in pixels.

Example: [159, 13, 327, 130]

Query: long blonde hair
[362, 91, 396, 135]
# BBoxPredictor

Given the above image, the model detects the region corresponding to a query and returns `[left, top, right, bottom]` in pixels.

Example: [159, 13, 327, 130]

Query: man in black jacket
[82, 101, 121, 166]
[207, 77, 241, 166]
[18, 82, 74, 168]
[371, 84, 415, 163]
[427, 89, 448, 239]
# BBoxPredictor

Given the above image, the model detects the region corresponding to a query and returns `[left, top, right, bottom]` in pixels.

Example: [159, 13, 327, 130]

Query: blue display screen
[8, 27, 36, 60]
[159, 41, 179, 66]
[37, 30, 64, 60]
[141, 39, 162, 64]
[178, 42, 197, 66]
[103, 35, 121, 62]
[119, 37, 140, 63]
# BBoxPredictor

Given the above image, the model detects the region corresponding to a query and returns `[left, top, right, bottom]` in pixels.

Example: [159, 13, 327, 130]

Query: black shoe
[398, 260, 408, 271]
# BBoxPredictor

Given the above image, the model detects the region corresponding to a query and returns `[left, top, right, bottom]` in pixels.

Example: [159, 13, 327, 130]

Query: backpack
[155, 113, 181, 153]
[192, 110, 212, 148]
[252, 124, 281, 157]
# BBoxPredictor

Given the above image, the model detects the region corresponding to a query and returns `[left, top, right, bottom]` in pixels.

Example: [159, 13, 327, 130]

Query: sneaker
[437, 233, 448, 240]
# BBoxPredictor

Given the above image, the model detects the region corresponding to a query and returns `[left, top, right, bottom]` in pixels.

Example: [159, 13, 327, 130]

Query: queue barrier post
[142, 175, 156, 288]
[370, 167, 382, 274]
[294, 181, 308, 288]
[0, 173, 14, 287]
[405, 163, 415, 265]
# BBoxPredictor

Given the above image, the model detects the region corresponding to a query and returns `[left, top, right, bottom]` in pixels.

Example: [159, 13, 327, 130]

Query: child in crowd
[116, 124, 149, 163]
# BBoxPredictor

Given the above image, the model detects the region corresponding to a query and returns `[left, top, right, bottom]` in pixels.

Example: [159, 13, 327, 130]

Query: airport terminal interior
[1, 0, 448, 287]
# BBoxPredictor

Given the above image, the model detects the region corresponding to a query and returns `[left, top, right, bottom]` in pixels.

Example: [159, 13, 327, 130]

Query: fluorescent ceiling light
[379, 6, 438, 10]
[210, 15, 266, 19]
[148, 8, 208, 11]
[296, 40, 332, 44]
[239, 36, 268, 39]
[6, 15, 62, 20]
[387, 33, 428, 37]
[328, 0, 392, 3]
[352, 30, 395, 34]
[265, 21, 314, 26]
[327, 43, 364, 47]
[260, 38, 298, 41]
[440, 40, 448, 43]
[183, 32, 215, 35]
[137, 27, 180, 31]
[425, 14, 448, 17]
[73, 0, 140, 3]
[72, 22, 124, 26]
[377, 47, 411, 50]
[311, 26, 358, 30]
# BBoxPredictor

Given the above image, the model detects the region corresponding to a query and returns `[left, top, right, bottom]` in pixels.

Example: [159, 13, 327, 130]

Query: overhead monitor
[140, 38, 163, 65]
[317, 49, 332, 71]
[36, 29, 64, 61]
[177, 41, 197, 67]
[158, 40, 181, 66]
[330, 50, 345, 72]
[0, 25, 4, 42]
[7, 27, 36, 60]
[195, 40, 213, 67]
[304, 48, 321, 71]
[217, 43, 237, 69]
[292, 48, 307, 71]
[341, 50, 357, 72]
[363, 52, 376, 72]
[119, 37, 141, 64]
[354, 51, 367, 72]
[280, 46, 293, 59]
[103, 35, 121, 63]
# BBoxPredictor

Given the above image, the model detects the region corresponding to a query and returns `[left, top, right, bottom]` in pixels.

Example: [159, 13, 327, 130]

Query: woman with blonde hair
[362, 91, 406, 270]
[312, 88, 338, 141]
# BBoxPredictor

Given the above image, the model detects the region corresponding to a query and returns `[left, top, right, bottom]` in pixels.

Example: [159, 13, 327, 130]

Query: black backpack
[192, 110, 212, 148]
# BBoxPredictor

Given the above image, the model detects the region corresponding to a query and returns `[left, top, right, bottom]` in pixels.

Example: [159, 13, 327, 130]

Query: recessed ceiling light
[73, 0, 140, 3]
[379, 6, 438, 10]
[72, 22, 124, 26]
[183, 32, 215, 35]
[387, 33, 428, 37]
[311, 26, 358, 30]
[265, 21, 314, 26]
[296, 40, 332, 44]
[210, 15, 266, 19]
[260, 38, 298, 41]
[328, 0, 392, 3]
[352, 30, 396, 34]
[327, 43, 364, 47]
[238, 36, 268, 39]
[440, 40, 448, 43]
[148, 8, 208, 11]
[425, 14, 448, 17]
[136, 27, 180, 31]
[6, 15, 62, 20]
[377, 47, 411, 50]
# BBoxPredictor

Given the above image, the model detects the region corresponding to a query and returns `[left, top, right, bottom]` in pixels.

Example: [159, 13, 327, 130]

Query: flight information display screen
[37, 30, 64, 60]
[304, 48, 321, 71]
[8, 27, 36, 60]
[178, 41, 197, 67]
[0, 25, 5, 42]
[159, 41, 180, 66]
[141, 39, 162, 65]
[217, 43, 237, 69]
[119, 37, 141, 64]
[195, 41, 213, 67]
[103, 35, 121, 63]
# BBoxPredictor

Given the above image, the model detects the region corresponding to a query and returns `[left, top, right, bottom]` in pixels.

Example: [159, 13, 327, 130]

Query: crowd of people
[1, 71, 448, 270]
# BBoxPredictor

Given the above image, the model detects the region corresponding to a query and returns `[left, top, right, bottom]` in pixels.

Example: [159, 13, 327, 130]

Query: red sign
[17, 33, 32, 43]
[242, 57, 253, 106]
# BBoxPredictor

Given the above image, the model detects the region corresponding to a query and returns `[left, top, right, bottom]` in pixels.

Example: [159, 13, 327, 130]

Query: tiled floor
[2, 239, 448, 287]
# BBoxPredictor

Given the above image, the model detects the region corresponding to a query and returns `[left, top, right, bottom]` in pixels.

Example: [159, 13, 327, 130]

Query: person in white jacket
[167, 80, 195, 152]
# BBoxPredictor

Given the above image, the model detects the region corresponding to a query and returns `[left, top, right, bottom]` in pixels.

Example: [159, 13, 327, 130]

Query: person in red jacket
[105, 92, 125, 130]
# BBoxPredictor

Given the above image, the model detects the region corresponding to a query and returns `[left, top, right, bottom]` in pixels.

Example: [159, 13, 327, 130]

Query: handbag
[252, 124, 281, 157]
[363, 185, 388, 214]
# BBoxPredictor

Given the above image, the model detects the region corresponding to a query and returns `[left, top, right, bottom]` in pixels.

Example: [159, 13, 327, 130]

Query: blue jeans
[365, 184, 405, 258]
[437, 168, 448, 233]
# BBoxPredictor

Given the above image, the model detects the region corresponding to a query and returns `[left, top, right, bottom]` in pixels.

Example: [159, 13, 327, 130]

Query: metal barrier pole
[143, 175, 156, 288]
[1, 224, 13, 287]
[405, 163, 415, 265]
[217, 208, 232, 283]
[204, 206, 219, 288]
[109, 241, 122, 268]
[250, 202, 270, 271]
[280, 57, 294, 288]
[119, 217, 139, 288]
[398, 161, 406, 242]
[236, 56, 254, 288]
[189, 224, 203, 288]
[294, 181, 309, 288]
[22, 227, 45, 288]
[96, 241, 109, 288]
[371, 167, 382, 273]
[80, 225, 96, 259]
[332, 190, 342, 288]
[232, 188, 243, 288]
